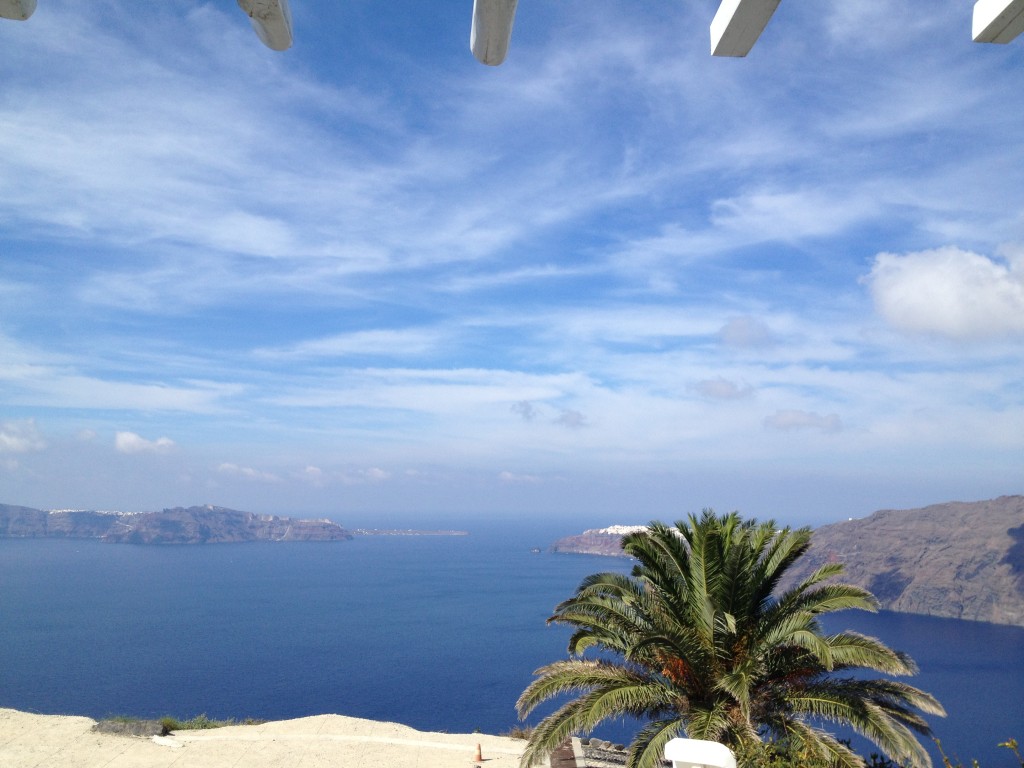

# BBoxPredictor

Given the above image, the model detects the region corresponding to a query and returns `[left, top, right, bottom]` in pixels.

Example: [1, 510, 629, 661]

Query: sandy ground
[0, 708, 550, 768]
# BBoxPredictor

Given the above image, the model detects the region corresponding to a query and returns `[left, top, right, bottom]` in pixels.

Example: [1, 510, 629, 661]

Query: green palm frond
[625, 522, 692, 617]
[552, 595, 645, 637]
[516, 659, 653, 717]
[715, 664, 756, 715]
[853, 700, 935, 768]
[784, 678, 944, 767]
[771, 582, 879, 626]
[780, 720, 865, 768]
[823, 632, 920, 676]
[756, 612, 820, 656]
[627, 718, 687, 768]
[516, 661, 679, 767]
[789, 560, 850, 591]
[758, 525, 813, 590]
[572, 571, 648, 603]
[795, 582, 880, 615]
[682, 698, 736, 742]
[685, 514, 724, 636]
[822, 677, 945, 719]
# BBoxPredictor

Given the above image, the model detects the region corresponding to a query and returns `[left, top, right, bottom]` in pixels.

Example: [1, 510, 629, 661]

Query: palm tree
[516, 510, 945, 768]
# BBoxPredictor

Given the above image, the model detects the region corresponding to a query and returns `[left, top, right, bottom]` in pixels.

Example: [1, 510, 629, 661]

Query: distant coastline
[0, 502, 474, 545]
[0, 503, 352, 545]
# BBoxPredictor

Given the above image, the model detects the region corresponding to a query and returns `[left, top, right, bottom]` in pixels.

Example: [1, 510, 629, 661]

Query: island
[550, 524, 648, 556]
[0, 503, 352, 544]
[548, 496, 1024, 628]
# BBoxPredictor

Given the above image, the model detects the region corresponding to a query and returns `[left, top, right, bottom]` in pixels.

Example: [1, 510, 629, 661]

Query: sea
[0, 520, 1021, 767]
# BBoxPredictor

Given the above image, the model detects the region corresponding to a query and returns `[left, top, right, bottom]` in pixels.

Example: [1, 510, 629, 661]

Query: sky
[0, 0, 1022, 529]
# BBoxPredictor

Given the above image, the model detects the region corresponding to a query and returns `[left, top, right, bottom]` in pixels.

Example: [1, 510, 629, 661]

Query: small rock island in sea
[550, 524, 648, 556]
[0, 503, 352, 545]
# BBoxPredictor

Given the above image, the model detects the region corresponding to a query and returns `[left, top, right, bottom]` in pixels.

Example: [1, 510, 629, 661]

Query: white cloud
[764, 410, 842, 433]
[257, 329, 444, 360]
[0, 419, 46, 453]
[338, 467, 390, 485]
[865, 247, 1024, 340]
[268, 367, 580, 414]
[710, 189, 875, 241]
[441, 264, 596, 294]
[217, 462, 281, 483]
[284, 465, 330, 488]
[115, 431, 175, 454]
[498, 470, 541, 484]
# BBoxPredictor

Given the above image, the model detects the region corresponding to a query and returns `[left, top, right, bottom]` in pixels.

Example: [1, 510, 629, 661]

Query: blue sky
[0, 0, 1021, 528]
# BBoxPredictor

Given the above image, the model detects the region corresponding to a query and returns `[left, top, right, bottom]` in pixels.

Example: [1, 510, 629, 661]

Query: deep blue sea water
[0, 522, 1021, 766]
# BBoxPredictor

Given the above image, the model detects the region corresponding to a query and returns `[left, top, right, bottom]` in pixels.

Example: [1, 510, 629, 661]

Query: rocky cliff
[550, 496, 1024, 627]
[779, 495, 1024, 627]
[0, 503, 352, 544]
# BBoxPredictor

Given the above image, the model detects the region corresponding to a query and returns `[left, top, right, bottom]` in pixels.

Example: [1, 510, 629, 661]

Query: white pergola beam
[237, 0, 293, 51]
[974, 0, 1024, 42]
[471, 0, 518, 66]
[0, 0, 36, 21]
[710, 0, 781, 57]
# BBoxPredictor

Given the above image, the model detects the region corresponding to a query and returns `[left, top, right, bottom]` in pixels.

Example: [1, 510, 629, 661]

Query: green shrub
[158, 714, 265, 735]
[732, 738, 1022, 768]
[501, 724, 535, 740]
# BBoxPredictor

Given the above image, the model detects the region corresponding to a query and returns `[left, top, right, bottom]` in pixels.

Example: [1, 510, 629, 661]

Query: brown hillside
[779, 496, 1024, 626]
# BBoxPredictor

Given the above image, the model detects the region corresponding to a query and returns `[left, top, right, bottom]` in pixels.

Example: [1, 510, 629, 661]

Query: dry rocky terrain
[779, 496, 1024, 626]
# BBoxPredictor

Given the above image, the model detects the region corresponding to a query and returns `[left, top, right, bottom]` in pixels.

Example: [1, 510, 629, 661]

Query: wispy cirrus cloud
[255, 328, 446, 361]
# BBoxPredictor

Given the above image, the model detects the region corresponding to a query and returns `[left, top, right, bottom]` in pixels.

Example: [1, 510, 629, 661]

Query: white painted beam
[710, 0, 780, 57]
[974, 0, 1024, 43]
[0, 0, 36, 21]
[665, 739, 737, 768]
[471, 0, 518, 66]
[237, 0, 293, 51]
